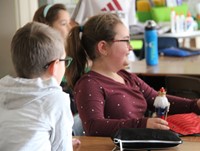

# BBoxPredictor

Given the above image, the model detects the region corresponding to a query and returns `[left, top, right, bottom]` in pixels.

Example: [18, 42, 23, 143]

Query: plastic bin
[137, 3, 188, 22]
[137, 11, 152, 22]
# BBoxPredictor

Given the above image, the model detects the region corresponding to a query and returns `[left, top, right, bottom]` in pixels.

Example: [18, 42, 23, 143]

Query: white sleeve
[49, 93, 74, 151]
[128, 0, 138, 26]
[71, 0, 82, 21]
[71, 0, 106, 25]
[71, 0, 90, 25]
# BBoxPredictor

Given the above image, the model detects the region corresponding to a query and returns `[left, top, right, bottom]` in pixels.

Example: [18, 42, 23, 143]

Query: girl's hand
[146, 118, 169, 130]
[73, 138, 81, 150]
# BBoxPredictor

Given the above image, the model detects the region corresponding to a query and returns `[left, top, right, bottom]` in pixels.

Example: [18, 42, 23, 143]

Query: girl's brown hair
[66, 13, 123, 89]
[33, 4, 67, 26]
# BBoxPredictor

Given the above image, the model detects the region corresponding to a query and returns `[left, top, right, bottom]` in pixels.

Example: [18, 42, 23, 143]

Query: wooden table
[127, 55, 200, 76]
[74, 136, 200, 151]
[74, 136, 113, 151]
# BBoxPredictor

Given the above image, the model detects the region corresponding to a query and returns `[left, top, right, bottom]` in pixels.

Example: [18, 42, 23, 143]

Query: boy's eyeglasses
[44, 56, 73, 69]
[59, 56, 73, 68]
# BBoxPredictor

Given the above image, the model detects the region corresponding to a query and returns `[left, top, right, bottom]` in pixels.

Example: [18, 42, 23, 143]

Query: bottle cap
[145, 20, 157, 30]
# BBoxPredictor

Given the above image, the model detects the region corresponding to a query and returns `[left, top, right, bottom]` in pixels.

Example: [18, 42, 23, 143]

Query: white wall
[0, 0, 38, 78]
[0, 0, 78, 78]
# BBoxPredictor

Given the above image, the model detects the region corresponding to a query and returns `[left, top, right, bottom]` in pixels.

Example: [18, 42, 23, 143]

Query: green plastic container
[137, 11, 152, 22]
[137, 3, 188, 23]
[151, 3, 188, 22]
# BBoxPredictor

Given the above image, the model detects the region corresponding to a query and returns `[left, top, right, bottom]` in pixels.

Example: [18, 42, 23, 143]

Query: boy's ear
[48, 60, 59, 76]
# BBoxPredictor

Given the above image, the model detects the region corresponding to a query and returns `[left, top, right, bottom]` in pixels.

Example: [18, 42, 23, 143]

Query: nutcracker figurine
[153, 87, 170, 120]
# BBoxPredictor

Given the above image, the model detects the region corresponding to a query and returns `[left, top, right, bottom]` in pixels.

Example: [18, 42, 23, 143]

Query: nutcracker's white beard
[154, 96, 170, 108]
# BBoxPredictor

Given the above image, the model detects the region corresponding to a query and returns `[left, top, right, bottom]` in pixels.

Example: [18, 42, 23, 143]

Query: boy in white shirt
[0, 22, 73, 151]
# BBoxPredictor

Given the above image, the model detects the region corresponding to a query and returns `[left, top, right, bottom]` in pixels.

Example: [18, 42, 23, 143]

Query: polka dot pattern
[74, 70, 197, 136]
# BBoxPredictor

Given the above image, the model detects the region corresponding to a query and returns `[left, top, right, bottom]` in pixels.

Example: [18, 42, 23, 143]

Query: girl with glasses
[66, 13, 200, 137]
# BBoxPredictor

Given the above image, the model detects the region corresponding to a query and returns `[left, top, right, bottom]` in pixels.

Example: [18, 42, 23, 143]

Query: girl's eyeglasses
[112, 39, 131, 45]
[44, 56, 73, 69]
[111, 39, 132, 49]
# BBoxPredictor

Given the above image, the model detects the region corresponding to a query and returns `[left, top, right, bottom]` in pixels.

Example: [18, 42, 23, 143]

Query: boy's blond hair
[11, 22, 65, 78]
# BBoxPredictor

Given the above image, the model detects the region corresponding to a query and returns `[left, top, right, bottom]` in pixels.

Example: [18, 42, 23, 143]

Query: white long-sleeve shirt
[0, 76, 73, 151]
[71, 0, 137, 28]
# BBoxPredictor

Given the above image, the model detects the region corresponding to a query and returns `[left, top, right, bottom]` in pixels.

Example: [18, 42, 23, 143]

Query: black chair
[165, 75, 200, 99]
[158, 37, 179, 50]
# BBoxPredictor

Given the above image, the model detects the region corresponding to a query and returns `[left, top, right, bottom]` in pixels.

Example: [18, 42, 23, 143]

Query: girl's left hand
[73, 138, 81, 149]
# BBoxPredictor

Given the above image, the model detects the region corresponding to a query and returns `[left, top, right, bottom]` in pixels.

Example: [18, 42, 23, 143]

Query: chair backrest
[165, 75, 200, 99]
[72, 114, 85, 136]
[139, 37, 179, 60]
[158, 37, 179, 50]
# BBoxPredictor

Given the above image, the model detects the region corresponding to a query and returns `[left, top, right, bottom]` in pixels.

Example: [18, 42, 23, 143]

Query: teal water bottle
[144, 20, 158, 66]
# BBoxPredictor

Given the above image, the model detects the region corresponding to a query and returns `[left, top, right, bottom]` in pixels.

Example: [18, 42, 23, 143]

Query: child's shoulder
[41, 88, 69, 105]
